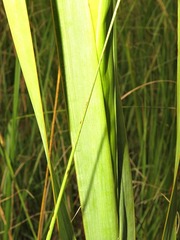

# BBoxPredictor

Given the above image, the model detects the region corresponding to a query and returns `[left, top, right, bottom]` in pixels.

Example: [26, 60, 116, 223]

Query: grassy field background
[0, 0, 179, 239]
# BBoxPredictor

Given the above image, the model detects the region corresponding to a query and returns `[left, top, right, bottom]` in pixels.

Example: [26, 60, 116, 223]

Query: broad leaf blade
[54, 1, 118, 239]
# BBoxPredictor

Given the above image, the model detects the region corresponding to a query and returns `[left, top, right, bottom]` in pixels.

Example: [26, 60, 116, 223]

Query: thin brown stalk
[121, 80, 175, 100]
[37, 66, 61, 240]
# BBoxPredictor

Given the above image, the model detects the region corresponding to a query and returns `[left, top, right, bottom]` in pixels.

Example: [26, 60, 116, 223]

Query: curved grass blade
[2, 1, 50, 177]
[3, 1, 75, 239]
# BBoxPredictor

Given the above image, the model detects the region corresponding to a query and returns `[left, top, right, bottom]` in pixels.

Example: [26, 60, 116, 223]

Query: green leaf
[2, 0, 49, 172]
[3, 1, 75, 239]
[47, 0, 135, 239]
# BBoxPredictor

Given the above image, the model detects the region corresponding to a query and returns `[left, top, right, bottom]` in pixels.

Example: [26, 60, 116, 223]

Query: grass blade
[162, 1, 180, 239]
[2, 1, 75, 239]
[46, 1, 135, 239]
[2, 1, 49, 175]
